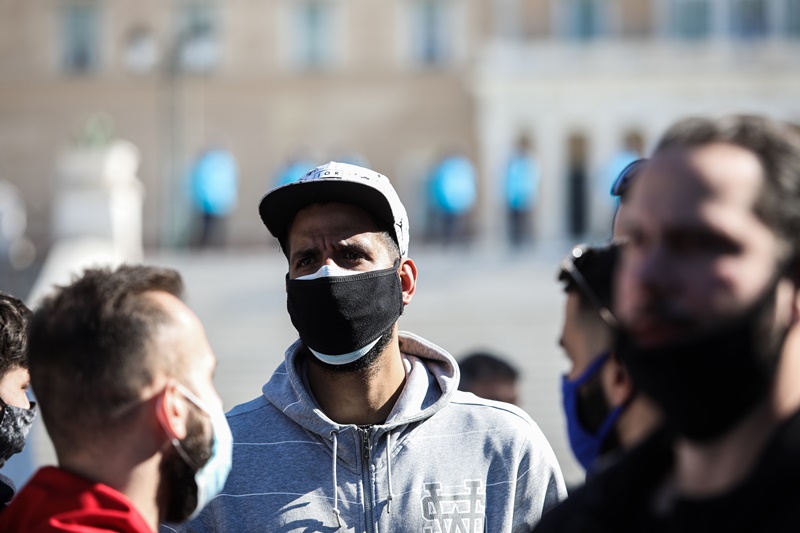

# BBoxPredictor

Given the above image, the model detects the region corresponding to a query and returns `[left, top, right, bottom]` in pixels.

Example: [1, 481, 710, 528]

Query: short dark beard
[159, 406, 213, 524]
[577, 370, 621, 455]
[309, 324, 395, 376]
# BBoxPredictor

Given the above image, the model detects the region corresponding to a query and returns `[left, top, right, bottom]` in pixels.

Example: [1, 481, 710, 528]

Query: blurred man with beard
[0, 265, 232, 532]
[178, 161, 566, 533]
[536, 115, 800, 532]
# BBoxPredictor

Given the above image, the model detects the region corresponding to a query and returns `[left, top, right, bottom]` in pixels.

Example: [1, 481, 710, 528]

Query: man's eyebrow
[665, 223, 740, 249]
[339, 241, 371, 254]
[290, 247, 317, 261]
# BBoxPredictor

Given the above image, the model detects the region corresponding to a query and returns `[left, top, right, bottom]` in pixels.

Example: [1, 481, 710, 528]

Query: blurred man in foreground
[0, 265, 232, 532]
[537, 115, 800, 532]
[557, 242, 659, 474]
[0, 292, 36, 510]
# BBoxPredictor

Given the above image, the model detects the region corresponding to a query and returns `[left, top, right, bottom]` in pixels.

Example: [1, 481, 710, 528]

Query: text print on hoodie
[165, 332, 566, 533]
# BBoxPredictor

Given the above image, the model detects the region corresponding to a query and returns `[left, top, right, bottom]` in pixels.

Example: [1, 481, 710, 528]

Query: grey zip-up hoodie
[168, 332, 566, 533]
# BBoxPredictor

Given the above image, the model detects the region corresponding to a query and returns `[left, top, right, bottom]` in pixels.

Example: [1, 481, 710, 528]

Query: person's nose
[321, 255, 338, 268]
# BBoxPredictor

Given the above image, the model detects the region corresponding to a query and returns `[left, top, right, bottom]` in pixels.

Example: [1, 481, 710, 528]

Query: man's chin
[309, 343, 384, 375]
[306, 327, 394, 375]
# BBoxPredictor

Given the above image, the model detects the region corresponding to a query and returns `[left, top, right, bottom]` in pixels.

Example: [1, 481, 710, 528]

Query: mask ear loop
[155, 383, 202, 470]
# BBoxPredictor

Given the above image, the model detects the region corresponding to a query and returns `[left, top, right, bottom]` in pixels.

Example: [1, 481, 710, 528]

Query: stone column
[535, 116, 567, 245]
[475, 97, 514, 252]
[52, 140, 145, 261]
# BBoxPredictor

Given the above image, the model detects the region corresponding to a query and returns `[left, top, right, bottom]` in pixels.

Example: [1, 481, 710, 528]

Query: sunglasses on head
[558, 243, 620, 329]
[610, 158, 647, 198]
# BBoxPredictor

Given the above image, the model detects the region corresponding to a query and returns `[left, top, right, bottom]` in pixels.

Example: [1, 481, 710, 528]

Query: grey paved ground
[16, 241, 586, 487]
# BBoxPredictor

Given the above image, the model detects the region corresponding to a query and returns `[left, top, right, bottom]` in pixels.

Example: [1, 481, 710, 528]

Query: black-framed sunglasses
[610, 158, 647, 198]
[558, 242, 621, 329]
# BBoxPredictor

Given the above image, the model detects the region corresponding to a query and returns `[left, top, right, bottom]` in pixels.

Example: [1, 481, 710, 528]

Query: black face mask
[286, 260, 404, 366]
[616, 277, 786, 443]
[0, 400, 36, 469]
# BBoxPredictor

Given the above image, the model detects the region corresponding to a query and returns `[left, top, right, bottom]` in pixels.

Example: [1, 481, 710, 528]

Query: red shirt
[0, 466, 153, 532]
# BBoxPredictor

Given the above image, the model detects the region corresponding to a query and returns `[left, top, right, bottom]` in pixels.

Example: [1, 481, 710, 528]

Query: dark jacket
[535, 410, 800, 533]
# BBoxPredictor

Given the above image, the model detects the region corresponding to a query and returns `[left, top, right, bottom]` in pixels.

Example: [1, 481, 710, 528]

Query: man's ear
[399, 258, 418, 306]
[156, 381, 189, 442]
[601, 353, 635, 408]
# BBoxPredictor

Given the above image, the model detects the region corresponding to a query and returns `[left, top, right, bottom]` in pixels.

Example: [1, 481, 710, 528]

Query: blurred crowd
[1, 113, 800, 533]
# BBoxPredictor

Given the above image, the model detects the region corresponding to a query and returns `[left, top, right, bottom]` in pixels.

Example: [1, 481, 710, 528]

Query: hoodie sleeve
[513, 422, 568, 530]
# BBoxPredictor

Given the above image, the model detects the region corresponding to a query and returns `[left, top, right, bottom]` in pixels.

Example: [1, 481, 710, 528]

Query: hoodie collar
[262, 331, 459, 436]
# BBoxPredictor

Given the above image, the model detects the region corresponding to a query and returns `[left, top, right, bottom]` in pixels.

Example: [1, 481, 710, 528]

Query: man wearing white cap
[174, 161, 566, 533]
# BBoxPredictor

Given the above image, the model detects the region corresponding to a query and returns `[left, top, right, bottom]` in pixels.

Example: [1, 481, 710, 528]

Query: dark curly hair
[0, 291, 31, 380]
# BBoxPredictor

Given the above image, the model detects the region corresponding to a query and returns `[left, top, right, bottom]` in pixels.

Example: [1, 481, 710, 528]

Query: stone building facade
[0, 0, 798, 248]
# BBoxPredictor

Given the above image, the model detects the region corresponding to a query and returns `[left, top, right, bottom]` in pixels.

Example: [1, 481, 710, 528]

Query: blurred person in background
[0, 265, 232, 532]
[0, 291, 36, 511]
[537, 115, 800, 532]
[177, 161, 566, 532]
[557, 242, 660, 475]
[430, 152, 477, 247]
[458, 351, 521, 406]
[274, 156, 316, 187]
[504, 136, 540, 249]
[190, 148, 239, 248]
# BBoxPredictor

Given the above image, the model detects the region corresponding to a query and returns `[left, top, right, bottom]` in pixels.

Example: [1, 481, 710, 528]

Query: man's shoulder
[227, 395, 272, 419]
[225, 395, 292, 435]
[426, 390, 552, 451]
[0, 467, 152, 533]
[446, 390, 537, 428]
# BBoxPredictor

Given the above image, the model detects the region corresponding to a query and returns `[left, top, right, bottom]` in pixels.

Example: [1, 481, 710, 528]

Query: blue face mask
[173, 384, 234, 520]
[561, 352, 626, 471]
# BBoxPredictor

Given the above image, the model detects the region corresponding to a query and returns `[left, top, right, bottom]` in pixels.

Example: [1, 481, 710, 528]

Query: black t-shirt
[535, 410, 800, 533]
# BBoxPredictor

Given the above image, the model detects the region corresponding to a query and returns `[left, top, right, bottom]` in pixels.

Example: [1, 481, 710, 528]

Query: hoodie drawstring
[330, 429, 395, 524]
[330, 430, 343, 529]
[385, 431, 395, 514]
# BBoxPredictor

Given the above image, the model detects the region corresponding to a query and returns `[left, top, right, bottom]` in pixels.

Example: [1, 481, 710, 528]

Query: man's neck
[617, 395, 661, 450]
[672, 399, 776, 498]
[306, 341, 407, 426]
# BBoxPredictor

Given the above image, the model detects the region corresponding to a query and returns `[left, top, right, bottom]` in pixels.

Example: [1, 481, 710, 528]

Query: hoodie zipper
[359, 426, 375, 533]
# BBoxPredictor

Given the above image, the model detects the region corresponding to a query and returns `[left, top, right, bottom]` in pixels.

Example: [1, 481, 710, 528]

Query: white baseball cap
[258, 161, 410, 258]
